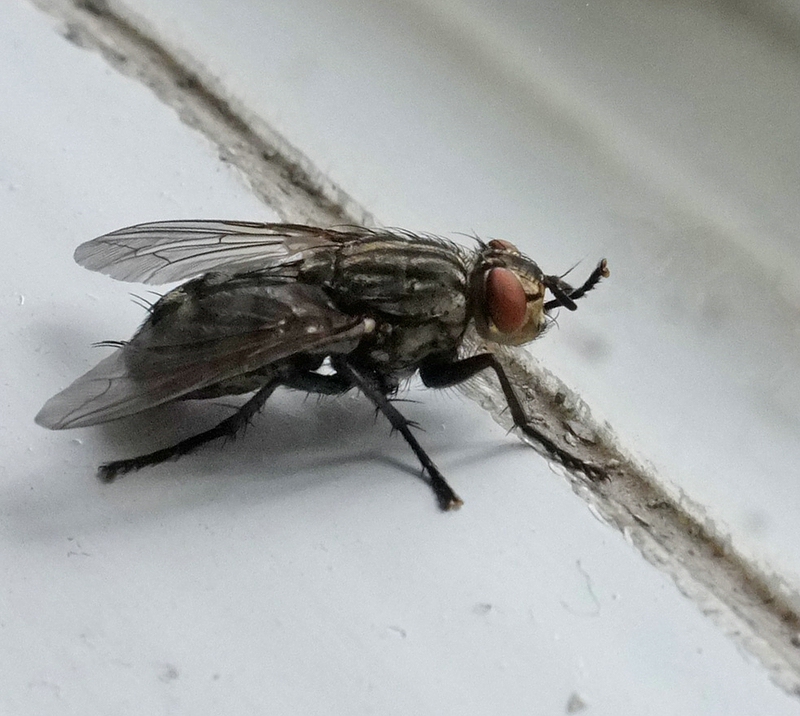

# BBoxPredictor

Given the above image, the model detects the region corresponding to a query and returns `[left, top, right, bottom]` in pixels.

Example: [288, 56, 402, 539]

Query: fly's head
[470, 239, 609, 347]
[470, 239, 548, 346]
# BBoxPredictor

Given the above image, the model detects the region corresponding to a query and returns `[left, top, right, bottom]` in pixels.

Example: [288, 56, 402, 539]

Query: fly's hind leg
[98, 378, 280, 482]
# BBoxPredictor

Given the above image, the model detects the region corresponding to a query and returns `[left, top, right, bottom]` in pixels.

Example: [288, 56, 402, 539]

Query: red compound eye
[486, 267, 527, 333]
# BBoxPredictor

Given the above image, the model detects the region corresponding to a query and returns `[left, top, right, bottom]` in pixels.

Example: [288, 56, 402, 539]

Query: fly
[36, 221, 609, 510]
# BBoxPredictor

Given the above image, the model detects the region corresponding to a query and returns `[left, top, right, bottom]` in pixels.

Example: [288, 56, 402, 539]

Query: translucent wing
[73, 220, 364, 285]
[36, 349, 186, 430]
[35, 282, 372, 429]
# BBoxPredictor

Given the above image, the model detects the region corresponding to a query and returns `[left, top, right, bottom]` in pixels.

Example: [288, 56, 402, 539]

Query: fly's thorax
[307, 234, 472, 328]
[469, 240, 547, 346]
[299, 233, 474, 374]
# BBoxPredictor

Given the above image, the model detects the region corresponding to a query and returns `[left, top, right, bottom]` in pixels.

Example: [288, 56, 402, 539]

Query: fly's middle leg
[335, 360, 463, 511]
[420, 353, 607, 481]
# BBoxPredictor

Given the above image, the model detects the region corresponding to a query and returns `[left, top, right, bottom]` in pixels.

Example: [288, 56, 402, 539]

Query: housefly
[36, 221, 609, 510]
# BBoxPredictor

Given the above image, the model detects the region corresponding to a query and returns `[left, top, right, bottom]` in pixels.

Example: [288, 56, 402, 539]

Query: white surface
[1, 0, 798, 714]
[116, 0, 800, 586]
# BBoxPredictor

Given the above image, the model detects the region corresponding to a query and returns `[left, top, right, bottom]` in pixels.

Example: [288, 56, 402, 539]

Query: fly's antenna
[543, 278, 578, 311]
[544, 259, 608, 311]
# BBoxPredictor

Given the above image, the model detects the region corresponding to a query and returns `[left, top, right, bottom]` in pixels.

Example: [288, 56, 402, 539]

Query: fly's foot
[581, 462, 609, 482]
[566, 457, 608, 483]
[520, 425, 608, 483]
[442, 495, 464, 511]
[431, 478, 463, 511]
[98, 458, 139, 483]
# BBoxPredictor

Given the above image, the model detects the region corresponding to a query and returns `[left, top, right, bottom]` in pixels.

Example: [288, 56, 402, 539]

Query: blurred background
[3, 0, 800, 712]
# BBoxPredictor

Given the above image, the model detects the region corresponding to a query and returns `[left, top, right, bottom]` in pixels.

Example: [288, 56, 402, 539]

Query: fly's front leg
[335, 360, 463, 511]
[420, 354, 606, 481]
